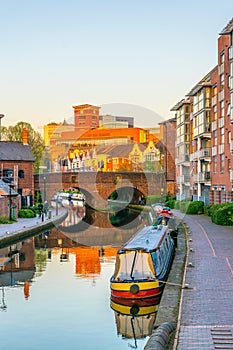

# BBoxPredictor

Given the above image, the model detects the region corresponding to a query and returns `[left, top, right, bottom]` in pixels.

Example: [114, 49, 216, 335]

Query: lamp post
[9, 183, 13, 221]
[43, 175, 46, 202]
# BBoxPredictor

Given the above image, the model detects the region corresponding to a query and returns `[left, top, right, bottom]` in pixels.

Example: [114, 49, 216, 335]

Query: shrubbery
[186, 201, 204, 214]
[18, 208, 36, 218]
[0, 216, 17, 224]
[211, 203, 233, 225]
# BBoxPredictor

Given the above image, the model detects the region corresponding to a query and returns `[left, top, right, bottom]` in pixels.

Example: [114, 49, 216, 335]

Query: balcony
[177, 175, 190, 184]
[175, 154, 190, 165]
[193, 171, 211, 183]
[199, 148, 211, 159]
[190, 148, 211, 161]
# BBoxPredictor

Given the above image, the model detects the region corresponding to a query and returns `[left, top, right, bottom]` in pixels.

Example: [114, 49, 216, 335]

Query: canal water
[0, 207, 158, 350]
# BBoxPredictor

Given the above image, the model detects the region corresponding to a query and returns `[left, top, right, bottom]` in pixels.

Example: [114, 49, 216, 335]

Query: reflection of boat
[58, 192, 86, 207]
[110, 224, 175, 300]
[111, 298, 158, 348]
[111, 295, 160, 316]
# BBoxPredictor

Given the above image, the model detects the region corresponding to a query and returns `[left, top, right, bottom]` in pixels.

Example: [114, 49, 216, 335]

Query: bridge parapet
[34, 171, 166, 207]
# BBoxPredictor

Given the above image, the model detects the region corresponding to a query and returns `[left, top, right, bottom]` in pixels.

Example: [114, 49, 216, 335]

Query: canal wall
[0, 209, 68, 249]
[144, 221, 187, 350]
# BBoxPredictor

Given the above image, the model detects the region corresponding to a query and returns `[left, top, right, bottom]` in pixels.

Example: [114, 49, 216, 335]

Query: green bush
[209, 203, 226, 222]
[186, 201, 204, 214]
[18, 209, 36, 218]
[204, 204, 212, 216]
[212, 204, 233, 225]
[165, 199, 176, 209]
[0, 216, 13, 224]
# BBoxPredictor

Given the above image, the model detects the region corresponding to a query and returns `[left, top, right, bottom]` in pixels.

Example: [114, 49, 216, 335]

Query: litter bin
[48, 210, 52, 219]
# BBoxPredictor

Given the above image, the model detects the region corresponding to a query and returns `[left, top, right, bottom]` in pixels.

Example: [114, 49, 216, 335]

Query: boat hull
[110, 279, 162, 300]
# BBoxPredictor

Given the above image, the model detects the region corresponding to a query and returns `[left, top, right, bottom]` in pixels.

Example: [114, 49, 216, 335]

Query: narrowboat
[110, 223, 175, 300]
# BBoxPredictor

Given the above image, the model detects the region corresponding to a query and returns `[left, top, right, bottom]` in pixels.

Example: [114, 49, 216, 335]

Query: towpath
[173, 210, 233, 350]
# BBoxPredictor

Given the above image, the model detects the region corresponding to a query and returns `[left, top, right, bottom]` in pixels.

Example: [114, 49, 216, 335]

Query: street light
[8, 182, 14, 221]
[43, 175, 46, 202]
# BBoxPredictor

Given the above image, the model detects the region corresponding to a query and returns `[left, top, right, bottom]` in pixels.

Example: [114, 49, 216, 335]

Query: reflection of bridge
[34, 171, 166, 208]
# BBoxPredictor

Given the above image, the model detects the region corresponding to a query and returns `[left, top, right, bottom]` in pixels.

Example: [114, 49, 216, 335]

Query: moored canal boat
[110, 223, 175, 300]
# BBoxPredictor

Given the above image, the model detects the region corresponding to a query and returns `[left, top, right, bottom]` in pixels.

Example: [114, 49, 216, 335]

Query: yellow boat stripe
[111, 280, 159, 291]
[111, 301, 159, 315]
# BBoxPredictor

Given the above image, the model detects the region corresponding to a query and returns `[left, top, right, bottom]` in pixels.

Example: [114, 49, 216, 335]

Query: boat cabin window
[114, 251, 155, 281]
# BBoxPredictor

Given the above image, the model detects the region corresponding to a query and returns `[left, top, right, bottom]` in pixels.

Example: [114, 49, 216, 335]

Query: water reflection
[110, 297, 160, 349]
[0, 205, 154, 349]
[57, 204, 149, 247]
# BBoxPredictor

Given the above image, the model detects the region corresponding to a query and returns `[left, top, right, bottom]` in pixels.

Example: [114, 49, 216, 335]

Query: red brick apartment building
[172, 18, 233, 204]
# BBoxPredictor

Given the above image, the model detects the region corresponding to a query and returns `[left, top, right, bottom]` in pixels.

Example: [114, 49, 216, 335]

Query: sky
[0, 0, 233, 131]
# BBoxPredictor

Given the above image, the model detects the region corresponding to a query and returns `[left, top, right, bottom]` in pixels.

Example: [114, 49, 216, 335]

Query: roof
[96, 143, 147, 158]
[219, 18, 233, 35]
[119, 225, 168, 252]
[0, 142, 34, 161]
[0, 179, 18, 196]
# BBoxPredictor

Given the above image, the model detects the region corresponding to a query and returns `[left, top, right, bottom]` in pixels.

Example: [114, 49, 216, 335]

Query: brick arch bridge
[34, 171, 166, 208]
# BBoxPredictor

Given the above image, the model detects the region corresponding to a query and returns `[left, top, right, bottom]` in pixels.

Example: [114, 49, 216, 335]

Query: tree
[1, 122, 44, 173]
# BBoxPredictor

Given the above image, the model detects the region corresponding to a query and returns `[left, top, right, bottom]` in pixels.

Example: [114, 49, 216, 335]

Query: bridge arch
[34, 171, 166, 208]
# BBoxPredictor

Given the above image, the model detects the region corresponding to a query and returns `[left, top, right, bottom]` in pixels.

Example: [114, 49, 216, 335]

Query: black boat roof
[118, 225, 168, 253]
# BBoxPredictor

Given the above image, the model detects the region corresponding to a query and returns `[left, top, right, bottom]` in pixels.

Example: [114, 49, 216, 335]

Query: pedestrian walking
[44, 200, 49, 216]
[38, 203, 43, 217]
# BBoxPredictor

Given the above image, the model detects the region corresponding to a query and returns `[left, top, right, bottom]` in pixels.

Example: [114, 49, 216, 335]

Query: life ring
[130, 284, 139, 294]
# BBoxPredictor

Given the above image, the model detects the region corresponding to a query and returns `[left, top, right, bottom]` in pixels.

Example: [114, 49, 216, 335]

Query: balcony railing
[175, 154, 190, 164]
[190, 148, 211, 161]
[177, 175, 190, 184]
[193, 171, 211, 183]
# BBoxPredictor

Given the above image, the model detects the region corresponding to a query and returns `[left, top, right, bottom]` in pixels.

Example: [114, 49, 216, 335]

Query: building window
[220, 154, 224, 173]
[220, 51, 225, 63]
[220, 74, 224, 90]
[213, 105, 217, 121]
[213, 155, 217, 173]
[220, 100, 224, 117]
[18, 170, 24, 179]
[213, 130, 217, 146]
[220, 127, 224, 144]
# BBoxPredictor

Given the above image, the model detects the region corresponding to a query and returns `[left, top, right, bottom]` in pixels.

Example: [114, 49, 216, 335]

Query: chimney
[0, 114, 4, 141]
[22, 127, 28, 144]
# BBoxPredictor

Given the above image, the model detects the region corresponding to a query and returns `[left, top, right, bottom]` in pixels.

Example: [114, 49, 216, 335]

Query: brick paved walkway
[173, 211, 233, 350]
